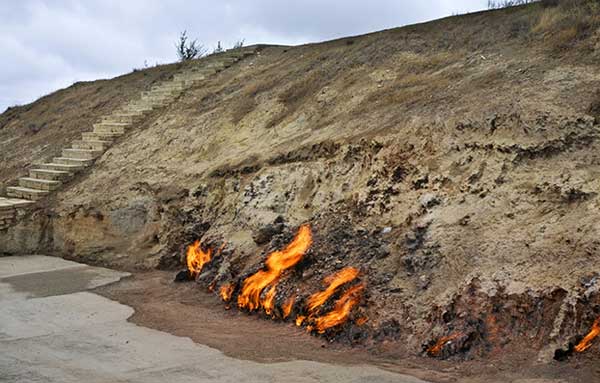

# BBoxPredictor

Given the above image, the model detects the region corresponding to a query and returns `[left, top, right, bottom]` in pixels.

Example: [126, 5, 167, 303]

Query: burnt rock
[253, 222, 285, 245]
[554, 342, 575, 362]
[174, 270, 193, 282]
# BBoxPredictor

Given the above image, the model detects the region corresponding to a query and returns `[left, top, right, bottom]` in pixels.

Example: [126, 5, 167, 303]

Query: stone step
[6, 187, 49, 201]
[72, 140, 112, 151]
[144, 88, 180, 95]
[93, 126, 126, 135]
[123, 105, 154, 112]
[53, 157, 95, 167]
[35, 163, 86, 172]
[29, 168, 72, 181]
[0, 198, 35, 208]
[82, 132, 121, 141]
[19, 177, 61, 191]
[62, 149, 103, 160]
[93, 122, 130, 131]
[102, 114, 144, 124]
[138, 96, 171, 104]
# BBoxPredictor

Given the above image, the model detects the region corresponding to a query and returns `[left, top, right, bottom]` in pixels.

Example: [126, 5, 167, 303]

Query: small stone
[381, 227, 392, 234]
[420, 193, 440, 209]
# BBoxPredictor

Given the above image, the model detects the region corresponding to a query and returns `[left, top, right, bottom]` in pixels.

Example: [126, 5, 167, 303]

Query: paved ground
[0, 255, 430, 383]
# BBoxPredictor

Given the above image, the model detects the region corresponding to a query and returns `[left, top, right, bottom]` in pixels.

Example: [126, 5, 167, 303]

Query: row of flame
[187, 224, 600, 355]
[186, 224, 367, 334]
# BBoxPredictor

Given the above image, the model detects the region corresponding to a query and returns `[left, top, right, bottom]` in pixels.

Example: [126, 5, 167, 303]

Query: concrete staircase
[0, 48, 257, 230]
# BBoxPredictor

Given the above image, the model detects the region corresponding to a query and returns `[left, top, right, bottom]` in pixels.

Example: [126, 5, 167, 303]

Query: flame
[306, 267, 360, 315]
[355, 317, 368, 326]
[313, 283, 365, 333]
[575, 317, 600, 353]
[282, 296, 296, 319]
[296, 315, 306, 327]
[263, 283, 278, 316]
[426, 333, 463, 357]
[186, 240, 212, 278]
[220, 283, 234, 302]
[237, 224, 312, 312]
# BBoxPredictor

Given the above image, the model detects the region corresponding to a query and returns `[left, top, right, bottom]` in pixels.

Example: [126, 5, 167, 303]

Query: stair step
[93, 126, 126, 135]
[19, 177, 61, 191]
[72, 140, 112, 151]
[93, 123, 129, 132]
[82, 132, 121, 141]
[29, 169, 72, 181]
[6, 187, 49, 201]
[53, 157, 95, 167]
[0, 197, 34, 209]
[102, 114, 144, 124]
[62, 148, 103, 160]
[35, 163, 86, 172]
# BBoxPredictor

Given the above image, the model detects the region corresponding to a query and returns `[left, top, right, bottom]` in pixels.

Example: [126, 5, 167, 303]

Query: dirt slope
[2, 2, 600, 379]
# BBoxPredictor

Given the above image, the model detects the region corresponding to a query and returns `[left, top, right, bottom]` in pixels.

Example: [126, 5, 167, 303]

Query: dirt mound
[2, 2, 600, 379]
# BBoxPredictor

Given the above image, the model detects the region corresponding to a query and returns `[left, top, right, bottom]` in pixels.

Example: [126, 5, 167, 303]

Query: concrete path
[0, 255, 430, 383]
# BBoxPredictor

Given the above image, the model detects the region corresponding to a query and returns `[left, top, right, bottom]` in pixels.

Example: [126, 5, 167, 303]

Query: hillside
[2, 2, 600, 380]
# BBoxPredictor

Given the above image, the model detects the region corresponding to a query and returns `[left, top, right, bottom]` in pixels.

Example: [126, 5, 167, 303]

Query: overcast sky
[0, 0, 488, 112]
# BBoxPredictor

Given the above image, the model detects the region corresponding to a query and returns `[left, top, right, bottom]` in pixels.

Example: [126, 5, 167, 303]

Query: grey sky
[0, 1, 488, 112]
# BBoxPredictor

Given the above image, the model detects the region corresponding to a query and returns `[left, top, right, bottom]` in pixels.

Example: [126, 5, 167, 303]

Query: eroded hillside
[2, 2, 600, 377]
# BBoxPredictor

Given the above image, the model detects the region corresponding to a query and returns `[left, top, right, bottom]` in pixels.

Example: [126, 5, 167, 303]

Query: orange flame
[296, 315, 306, 327]
[313, 283, 365, 333]
[575, 317, 600, 353]
[237, 224, 312, 312]
[263, 283, 278, 316]
[186, 240, 212, 278]
[355, 317, 368, 326]
[306, 267, 360, 315]
[426, 333, 463, 357]
[282, 296, 296, 319]
[220, 283, 234, 302]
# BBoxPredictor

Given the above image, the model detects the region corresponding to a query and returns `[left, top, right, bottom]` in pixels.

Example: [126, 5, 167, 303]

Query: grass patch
[532, 0, 600, 50]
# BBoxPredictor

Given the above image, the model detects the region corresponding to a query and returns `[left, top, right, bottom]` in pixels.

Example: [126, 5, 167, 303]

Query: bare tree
[176, 31, 205, 61]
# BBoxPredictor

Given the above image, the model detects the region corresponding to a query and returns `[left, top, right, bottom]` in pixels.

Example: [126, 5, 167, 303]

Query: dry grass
[229, 76, 282, 124]
[533, 0, 600, 50]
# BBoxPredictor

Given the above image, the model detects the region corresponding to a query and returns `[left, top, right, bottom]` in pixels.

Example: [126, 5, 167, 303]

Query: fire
[575, 317, 600, 353]
[296, 315, 306, 326]
[306, 267, 360, 315]
[220, 283, 234, 302]
[313, 283, 365, 333]
[263, 284, 278, 316]
[355, 317, 368, 326]
[186, 240, 212, 278]
[282, 296, 296, 319]
[237, 224, 312, 312]
[426, 333, 463, 357]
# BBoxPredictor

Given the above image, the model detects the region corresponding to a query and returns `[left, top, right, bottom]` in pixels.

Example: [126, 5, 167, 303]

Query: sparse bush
[487, 0, 537, 9]
[176, 30, 205, 61]
[233, 39, 245, 49]
[213, 41, 224, 54]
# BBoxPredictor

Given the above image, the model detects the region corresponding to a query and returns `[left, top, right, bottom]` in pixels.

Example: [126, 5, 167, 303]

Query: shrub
[176, 31, 205, 61]
[233, 39, 245, 49]
[213, 41, 224, 54]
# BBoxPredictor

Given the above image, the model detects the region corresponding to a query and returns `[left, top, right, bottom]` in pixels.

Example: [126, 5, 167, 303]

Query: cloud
[0, 0, 488, 112]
